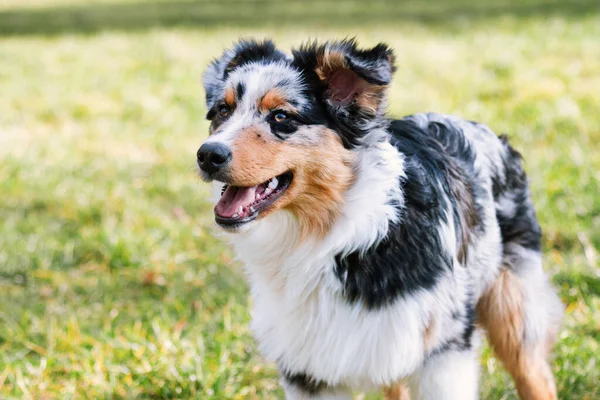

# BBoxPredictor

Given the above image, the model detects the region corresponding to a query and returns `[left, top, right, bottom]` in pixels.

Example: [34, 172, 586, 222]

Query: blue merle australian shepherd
[196, 39, 563, 400]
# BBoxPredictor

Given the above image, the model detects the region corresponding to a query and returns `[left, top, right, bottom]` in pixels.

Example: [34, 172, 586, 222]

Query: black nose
[197, 142, 232, 175]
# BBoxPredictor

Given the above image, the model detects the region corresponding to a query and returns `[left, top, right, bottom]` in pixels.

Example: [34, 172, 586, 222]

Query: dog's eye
[273, 112, 288, 123]
[219, 105, 231, 118]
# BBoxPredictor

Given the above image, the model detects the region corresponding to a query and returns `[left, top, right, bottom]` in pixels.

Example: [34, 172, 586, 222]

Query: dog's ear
[203, 39, 287, 109]
[292, 39, 395, 146]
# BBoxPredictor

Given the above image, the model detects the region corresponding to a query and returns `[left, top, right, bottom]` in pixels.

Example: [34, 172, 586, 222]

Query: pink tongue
[215, 185, 258, 218]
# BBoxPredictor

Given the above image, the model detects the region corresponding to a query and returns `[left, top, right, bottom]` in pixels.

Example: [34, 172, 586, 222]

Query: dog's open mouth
[214, 172, 293, 228]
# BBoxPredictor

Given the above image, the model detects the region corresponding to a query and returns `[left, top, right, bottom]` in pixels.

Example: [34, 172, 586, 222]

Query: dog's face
[198, 39, 395, 237]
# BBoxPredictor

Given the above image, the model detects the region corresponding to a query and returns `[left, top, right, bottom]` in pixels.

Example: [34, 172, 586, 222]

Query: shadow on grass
[0, 0, 599, 36]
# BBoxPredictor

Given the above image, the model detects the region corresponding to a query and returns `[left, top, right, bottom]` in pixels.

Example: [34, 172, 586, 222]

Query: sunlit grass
[0, 1, 599, 398]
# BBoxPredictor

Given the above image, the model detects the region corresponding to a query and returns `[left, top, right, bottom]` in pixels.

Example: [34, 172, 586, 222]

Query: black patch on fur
[334, 210, 449, 310]
[296, 100, 328, 126]
[334, 121, 450, 309]
[431, 336, 474, 357]
[268, 118, 298, 138]
[461, 300, 477, 348]
[223, 39, 287, 79]
[206, 107, 217, 121]
[268, 100, 328, 140]
[429, 294, 476, 358]
[236, 82, 245, 100]
[492, 135, 542, 253]
[421, 118, 487, 262]
[291, 38, 395, 149]
[333, 117, 486, 309]
[281, 371, 327, 396]
[458, 287, 477, 351]
[324, 101, 386, 149]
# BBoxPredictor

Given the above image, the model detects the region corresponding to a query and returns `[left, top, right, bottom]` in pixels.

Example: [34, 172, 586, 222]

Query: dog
[196, 38, 563, 400]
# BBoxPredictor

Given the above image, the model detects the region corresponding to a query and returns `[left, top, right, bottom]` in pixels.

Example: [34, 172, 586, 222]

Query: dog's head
[198, 38, 395, 237]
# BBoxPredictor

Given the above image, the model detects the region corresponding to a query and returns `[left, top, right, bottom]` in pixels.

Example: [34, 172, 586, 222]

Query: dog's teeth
[256, 193, 261, 200]
[250, 206, 255, 213]
[265, 187, 272, 195]
[238, 206, 243, 215]
[232, 213, 239, 218]
[269, 177, 278, 190]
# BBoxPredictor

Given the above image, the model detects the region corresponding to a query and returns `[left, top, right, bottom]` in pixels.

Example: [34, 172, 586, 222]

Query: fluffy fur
[196, 38, 563, 399]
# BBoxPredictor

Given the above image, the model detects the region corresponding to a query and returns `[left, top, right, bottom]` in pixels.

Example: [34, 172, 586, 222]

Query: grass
[0, 0, 599, 398]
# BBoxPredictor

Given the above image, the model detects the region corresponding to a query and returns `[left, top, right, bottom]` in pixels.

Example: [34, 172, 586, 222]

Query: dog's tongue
[215, 185, 258, 218]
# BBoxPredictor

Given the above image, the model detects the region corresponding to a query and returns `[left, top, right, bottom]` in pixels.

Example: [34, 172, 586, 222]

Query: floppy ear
[293, 38, 395, 117]
[203, 39, 288, 110]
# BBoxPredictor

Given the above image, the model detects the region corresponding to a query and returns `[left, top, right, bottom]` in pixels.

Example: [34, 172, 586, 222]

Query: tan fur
[314, 48, 385, 116]
[355, 85, 385, 116]
[285, 130, 355, 238]
[259, 88, 294, 113]
[315, 49, 348, 81]
[229, 127, 284, 186]
[224, 86, 236, 107]
[383, 384, 411, 400]
[478, 269, 558, 400]
[229, 126, 354, 238]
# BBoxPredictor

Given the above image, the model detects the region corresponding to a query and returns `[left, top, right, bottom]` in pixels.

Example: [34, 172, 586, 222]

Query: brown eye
[219, 105, 230, 118]
[273, 112, 287, 123]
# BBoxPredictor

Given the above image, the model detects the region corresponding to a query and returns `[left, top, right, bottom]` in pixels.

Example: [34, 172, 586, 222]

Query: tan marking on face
[285, 132, 355, 238]
[224, 86, 236, 107]
[228, 125, 355, 238]
[228, 127, 285, 186]
[383, 384, 410, 400]
[259, 88, 293, 113]
[477, 268, 558, 400]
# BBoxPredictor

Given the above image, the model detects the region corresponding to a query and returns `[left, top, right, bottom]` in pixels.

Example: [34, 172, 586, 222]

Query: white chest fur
[249, 259, 431, 387]
[221, 144, 450, 386]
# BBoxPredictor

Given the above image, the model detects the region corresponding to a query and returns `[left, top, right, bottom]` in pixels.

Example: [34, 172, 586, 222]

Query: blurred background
[0, 0, 599, 398]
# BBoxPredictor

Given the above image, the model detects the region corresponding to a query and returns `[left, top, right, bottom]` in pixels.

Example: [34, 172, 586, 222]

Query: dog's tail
[478, 136, 563, 400]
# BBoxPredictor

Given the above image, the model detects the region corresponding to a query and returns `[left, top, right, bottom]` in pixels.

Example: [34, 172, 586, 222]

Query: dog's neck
[225, 139, 405, 298]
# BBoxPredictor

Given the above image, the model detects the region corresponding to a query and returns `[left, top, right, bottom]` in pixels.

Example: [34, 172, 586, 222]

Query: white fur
[227, 142, 424, 387]
[203, 110, 560, 398]
[217, 140, 479, 391]
[409, 348, 480, 400]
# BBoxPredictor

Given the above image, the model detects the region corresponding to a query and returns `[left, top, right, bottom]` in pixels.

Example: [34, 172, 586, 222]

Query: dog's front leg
[408, 349, 479, 400]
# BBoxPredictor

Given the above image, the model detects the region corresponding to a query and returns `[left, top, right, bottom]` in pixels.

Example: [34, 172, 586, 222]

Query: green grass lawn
[1, 0, 599, 398]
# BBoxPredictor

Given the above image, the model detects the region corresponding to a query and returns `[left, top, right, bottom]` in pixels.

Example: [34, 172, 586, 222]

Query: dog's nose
[197, 142, 232, 175]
